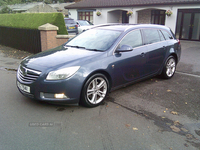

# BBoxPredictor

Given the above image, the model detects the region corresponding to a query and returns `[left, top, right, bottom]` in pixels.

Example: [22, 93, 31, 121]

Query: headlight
[46, 66, 80, 80]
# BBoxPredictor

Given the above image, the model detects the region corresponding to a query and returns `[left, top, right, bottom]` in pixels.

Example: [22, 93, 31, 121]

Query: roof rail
[89, 23, 126, 30]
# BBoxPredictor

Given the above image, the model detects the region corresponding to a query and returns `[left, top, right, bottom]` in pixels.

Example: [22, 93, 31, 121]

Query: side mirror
[76, 22, 80, 27]
[115, 45, 133, 53]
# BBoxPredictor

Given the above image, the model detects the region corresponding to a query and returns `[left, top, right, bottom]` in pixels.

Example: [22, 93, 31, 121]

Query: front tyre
[81, 73, 109, 107]
[161, 56, 176, 79]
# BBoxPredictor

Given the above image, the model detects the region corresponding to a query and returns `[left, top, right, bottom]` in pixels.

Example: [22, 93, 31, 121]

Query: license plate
[17, 82, 30, 93]
[69, 26, 75, 29]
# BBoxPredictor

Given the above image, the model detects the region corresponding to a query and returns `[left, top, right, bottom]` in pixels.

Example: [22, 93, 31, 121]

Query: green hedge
[0, 13, 68, 35]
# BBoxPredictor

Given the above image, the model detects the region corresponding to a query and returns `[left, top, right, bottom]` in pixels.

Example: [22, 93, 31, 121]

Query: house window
[151, 10, 166, 25]
[78, 12, 93, 23]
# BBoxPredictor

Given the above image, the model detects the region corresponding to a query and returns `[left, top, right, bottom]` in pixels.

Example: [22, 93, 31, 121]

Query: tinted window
[65, 19, 76, 24]
[120, 30, 143, 48]
[161, 30, 173, 40]
[143, 29, 160, 44]
[78, 20, 93, 26]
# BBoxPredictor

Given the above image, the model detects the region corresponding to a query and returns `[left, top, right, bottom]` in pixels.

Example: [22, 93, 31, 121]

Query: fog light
[40, 92, 68, 99]
[54, 93, 67, 99]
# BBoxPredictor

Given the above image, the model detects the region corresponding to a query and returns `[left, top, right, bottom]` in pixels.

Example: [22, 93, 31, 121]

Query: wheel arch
[159, 54, 177, 79]
[158, 53, 178, 75]
[79, 70, 112, 104]
[170, 53, 178, 64]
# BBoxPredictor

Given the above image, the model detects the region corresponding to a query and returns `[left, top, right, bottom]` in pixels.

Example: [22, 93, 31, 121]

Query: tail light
[177, 39, 181, 45]
[75, 25, 78, 28]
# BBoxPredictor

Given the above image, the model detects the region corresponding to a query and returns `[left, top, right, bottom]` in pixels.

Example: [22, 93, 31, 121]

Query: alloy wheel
[86, 77, 107, 104]
[166, 58, 176, 77]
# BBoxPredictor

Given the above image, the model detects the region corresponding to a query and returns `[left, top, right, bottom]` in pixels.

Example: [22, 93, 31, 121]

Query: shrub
[0, 6, 12, 14]
[0, 13, 68, 34]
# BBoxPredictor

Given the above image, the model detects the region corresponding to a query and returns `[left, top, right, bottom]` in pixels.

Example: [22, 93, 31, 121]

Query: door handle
[140, 52, 145, 57]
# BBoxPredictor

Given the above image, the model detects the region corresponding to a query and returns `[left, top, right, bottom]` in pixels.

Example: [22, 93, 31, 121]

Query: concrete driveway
[177, 40, 200, 75]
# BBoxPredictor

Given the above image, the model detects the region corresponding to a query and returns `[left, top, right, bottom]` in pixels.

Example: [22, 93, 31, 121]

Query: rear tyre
[161, 56, 176, 79]
[81, 73, 109, 107]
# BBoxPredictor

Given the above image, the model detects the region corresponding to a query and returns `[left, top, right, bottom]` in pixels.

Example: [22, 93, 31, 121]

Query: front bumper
[16, 74, 83, 105]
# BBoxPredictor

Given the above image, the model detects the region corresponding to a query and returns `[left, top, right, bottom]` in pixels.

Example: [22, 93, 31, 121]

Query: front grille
[17, 65, 41, 84]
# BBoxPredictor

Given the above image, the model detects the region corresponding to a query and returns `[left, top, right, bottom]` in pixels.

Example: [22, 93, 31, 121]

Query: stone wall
[38, 23, 75, 51]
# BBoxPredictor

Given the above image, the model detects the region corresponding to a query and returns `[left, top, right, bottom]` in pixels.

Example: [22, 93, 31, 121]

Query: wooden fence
[0, 26, 41, 54]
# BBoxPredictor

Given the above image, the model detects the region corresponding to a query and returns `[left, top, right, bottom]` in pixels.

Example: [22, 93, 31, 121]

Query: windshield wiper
[71, 46, 86, 49]
[65, 45, 85, 49]
[86, 48, 103, 52]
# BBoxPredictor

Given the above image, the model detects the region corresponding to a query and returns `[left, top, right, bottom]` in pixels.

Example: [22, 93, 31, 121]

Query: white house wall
[93, 6, 176, 31]
[107, 10, 121, 23]
[68, 9, 77, 20]
[68, 4, 200, 33]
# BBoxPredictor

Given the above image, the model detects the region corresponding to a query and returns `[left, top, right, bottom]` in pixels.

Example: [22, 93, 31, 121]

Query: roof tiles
[65, 0, 200, 9]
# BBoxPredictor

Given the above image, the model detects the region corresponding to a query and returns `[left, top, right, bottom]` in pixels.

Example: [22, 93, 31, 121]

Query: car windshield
[65, 19, 76, 24]
[66, 29, 122, 51]
[78, 20, 93, 26]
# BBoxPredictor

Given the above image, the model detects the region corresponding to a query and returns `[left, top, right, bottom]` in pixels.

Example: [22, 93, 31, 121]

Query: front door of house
[176, 9, 200, 41]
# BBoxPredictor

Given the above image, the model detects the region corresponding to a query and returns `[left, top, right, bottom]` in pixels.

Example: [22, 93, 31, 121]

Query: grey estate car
[16, 24, 181, 107]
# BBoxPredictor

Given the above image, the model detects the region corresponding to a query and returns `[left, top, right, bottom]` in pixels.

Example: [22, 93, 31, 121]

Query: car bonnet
[21, 46, 104, 71]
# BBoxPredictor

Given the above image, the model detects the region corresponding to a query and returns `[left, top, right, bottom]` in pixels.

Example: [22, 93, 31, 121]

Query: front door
[112, 30, 147, 88]
[176, 9, 200, 41]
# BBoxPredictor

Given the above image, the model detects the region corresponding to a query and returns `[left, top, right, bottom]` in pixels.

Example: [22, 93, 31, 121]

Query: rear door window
[143, 29, 161, 44]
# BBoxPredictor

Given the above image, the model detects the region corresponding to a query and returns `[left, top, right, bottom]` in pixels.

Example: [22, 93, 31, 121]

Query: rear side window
[65, 19, 76, 24]
[161, 30, 173, 40]
[143, 29, 160, 44]
[120, 30, 143, 48]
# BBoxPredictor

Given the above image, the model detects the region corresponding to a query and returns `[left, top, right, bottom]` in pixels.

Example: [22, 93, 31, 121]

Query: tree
[0, 0, 7, 6]
[0, 6, 12, 13]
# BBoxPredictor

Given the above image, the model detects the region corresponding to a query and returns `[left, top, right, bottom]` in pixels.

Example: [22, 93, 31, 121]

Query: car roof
[77, 20, 88, 21]
[64, 18, 74, 20]
[92, 24, 170, 32]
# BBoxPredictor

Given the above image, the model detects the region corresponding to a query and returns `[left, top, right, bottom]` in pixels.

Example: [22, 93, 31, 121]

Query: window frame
[151, 10, 166, 25]
[77, 10, 94, 23]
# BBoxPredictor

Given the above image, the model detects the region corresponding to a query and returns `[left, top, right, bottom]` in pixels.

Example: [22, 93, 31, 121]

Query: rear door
[142, 29, 167, 75]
